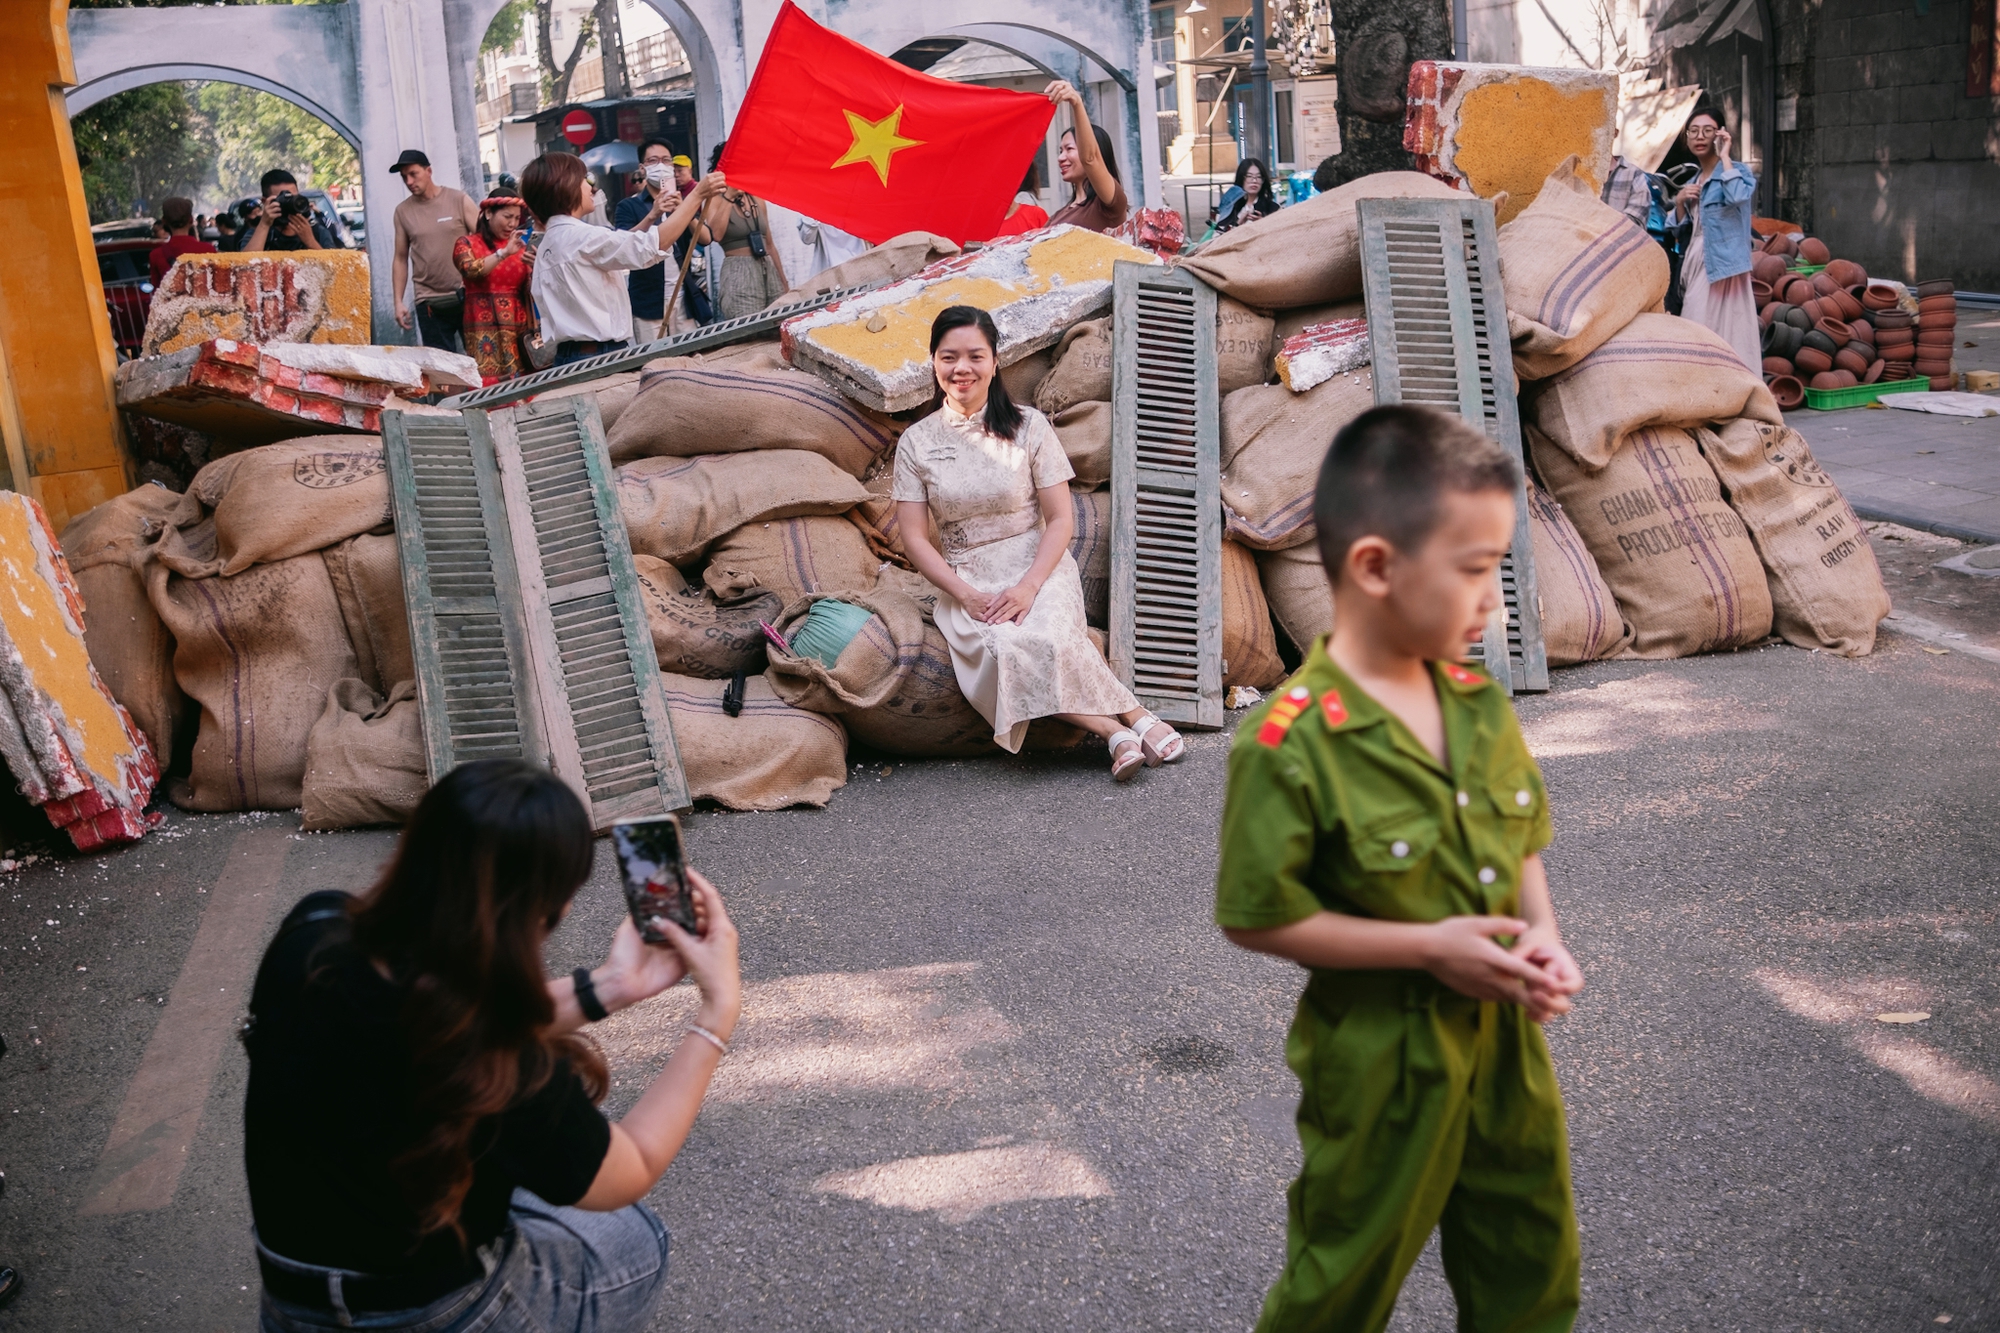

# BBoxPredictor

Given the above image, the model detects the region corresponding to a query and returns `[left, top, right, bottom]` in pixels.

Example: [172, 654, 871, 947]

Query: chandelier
[1272, 0, 1334, 76]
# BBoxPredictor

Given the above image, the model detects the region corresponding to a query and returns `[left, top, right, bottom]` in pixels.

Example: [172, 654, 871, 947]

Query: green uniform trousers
[1255, 971, 1580, 1333]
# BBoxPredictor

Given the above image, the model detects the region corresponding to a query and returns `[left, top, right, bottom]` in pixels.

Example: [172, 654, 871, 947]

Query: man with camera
[389, 148, 480, 354]
[241, 170, 336, 253]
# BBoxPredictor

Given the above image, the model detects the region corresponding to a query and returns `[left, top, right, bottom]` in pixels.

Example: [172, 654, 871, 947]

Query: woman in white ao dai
[893, 306, 1186, 780]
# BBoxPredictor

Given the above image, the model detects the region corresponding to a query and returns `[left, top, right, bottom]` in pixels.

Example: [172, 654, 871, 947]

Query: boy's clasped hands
[1422, 901, 1584, 1022]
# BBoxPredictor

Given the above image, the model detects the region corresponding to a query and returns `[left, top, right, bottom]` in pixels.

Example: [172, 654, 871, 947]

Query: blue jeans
[258, 1191, 668, 1332]
[552, 338, 630, 367]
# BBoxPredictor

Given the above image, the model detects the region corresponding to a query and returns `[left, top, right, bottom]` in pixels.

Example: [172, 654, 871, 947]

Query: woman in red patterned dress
[453, 192, 539, 385]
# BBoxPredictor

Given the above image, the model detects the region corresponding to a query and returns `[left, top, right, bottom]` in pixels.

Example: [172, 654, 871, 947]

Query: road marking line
[77, 827, 292, 1217]
[1880, 612, 2000, 667]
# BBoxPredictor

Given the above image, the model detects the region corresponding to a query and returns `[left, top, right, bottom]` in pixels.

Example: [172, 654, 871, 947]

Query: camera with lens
[277, 192, 316, 219]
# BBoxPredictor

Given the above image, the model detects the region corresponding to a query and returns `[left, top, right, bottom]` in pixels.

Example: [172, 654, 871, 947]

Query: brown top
[394, 187, 477, 298]
[1049, 180, 1129, 234]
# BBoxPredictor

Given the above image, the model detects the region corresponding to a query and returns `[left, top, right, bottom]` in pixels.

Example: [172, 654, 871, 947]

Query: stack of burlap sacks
[1165, 159, 1889, 666]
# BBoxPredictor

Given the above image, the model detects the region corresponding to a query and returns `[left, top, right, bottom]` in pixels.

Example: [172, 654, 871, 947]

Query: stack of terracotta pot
[1911, 279, 1958, 386]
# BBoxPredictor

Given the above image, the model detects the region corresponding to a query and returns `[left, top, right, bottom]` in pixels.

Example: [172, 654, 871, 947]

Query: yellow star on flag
[832, 105, 924, 186]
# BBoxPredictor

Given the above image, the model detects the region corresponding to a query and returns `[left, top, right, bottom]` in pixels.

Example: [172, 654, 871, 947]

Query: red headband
[480, 195, 525, 210]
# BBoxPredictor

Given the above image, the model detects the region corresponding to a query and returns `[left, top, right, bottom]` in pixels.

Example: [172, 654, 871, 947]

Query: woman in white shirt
[520, 152, 724, 367]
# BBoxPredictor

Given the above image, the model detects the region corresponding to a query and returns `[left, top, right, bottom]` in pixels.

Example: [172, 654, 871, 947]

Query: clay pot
[1816, 317, 1853, 346]
[1825, 258, 1867, 287]
[1799, 298, 1828, 324]
[1917, 329, 1958, 350]
[1872, 309, 1914, 329]
[1847, 321, 1876, 349]
[1917, 294, 1958, 317]
[1930, 375, 1957, 391]
[1751, 279, 1774, 306]
[1811, 272, 1841, 297]
[1794, 346, 1834, 375]
[1836, 370, 1859, 387]
[1882, 344, 1917, 363]
[1861, 285, 1899, 311]
[1780, 275, 1816, 304]
[1768, 322, 1806, 358]
[1808, 371, 1845, 390]
[1881, 362, 1911, 380]
[1752, 253, 1788, 284]
[1768, 374, 1806, 408]
[1913, 359, 1952, 377]
[1759, 303, 1780, 329]
[1914, 278, 1954, 298]
[1783, 305, 1815, 331]
[1801, 329, 1838, 357]
[1831, 289, 1865, 321]
[1863, 359, 1885, 384]
[1799, 237, 1832, 265]
[1762, 355, 1795, 377]
[1874, 326, 1915, 347]
[1768, 234, 1799, 258]
[1835, 347, 1871, 376]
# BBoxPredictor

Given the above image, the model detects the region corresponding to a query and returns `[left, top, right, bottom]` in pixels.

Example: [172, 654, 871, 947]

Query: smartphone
[611, 815, 695, 944]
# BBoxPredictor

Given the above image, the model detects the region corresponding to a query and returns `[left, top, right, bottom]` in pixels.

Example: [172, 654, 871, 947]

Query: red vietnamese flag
[717, 2, 1055, 245]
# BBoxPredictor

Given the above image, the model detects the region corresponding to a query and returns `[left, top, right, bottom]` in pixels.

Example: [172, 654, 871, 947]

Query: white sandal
[1132, 712, 1186, 766]
[1107, 729, 1146, 782]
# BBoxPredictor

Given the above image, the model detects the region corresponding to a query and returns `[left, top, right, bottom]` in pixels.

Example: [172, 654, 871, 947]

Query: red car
[96, 237, 158, 358]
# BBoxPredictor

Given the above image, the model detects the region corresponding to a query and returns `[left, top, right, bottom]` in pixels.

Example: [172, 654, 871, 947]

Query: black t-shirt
[614, 192, 667, 321]
[243, 892, 610, 1288]
[253, 219, 340, 252]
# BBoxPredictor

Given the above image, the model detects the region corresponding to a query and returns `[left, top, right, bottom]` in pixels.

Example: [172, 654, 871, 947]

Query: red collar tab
[1320, 688, 1348, 728]
[1256, 684, 1313, 747]
[1443, 662, 1486, 687]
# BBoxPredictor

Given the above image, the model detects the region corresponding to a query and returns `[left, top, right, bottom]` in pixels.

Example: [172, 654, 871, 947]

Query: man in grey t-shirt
[390, 149, 480, 353]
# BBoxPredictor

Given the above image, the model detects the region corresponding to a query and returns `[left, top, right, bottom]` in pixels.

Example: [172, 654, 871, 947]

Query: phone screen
[611, 816, 695, 944]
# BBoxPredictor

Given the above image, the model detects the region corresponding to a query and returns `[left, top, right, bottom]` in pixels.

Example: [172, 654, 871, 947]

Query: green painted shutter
[1356, 196, 1549, 693]
[1109, 260, 1224, 730]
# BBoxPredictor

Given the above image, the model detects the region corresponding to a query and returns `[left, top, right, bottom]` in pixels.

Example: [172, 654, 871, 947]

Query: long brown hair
[349, 759, 606, 1245]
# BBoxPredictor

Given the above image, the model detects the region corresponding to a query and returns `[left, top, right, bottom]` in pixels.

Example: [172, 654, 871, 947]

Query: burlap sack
[841, 622, 997, 757]
[1256, 544, 1335, 652]
[146, 551, 362, 810]
[322, 533, 414, 695]
[1498, 157, 1671, 381]
[1217, 298, 1277, 393]
[188, 437, 392, 576]
[1698, 419, 1890, 656]
[702, 516, 881, 606]
[1274, 300, 1368, 342]
[1530, 425, 1772, 658]
[1181, 173, 1469, 309]
[1222, 539, 1286, 689]
[1069, 487, 1112, 627]
[998, 347, 1052, 407]
[764, 587, 928, 713]
[617, 451, 870, 565]
[659, 672, 847, 810]
[1220, 370, 1376, 549]
[300, 678, 427, 830]
[633, 553, 779, 678]
[531, 370, 646, 434]
[872, 565, 943, 622]
[607, 342, 898, 475]
[1035, 318, 1112, 417]
[1052, 400, 1112, 489]
[772, 231, 961, 306]
[61, 483, 194, 760]
[1523, 475, 1632, 665]
[1528, 314, 1782, 467]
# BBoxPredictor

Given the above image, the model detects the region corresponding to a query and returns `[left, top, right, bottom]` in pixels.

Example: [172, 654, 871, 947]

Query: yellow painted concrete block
[1407, 62, 1618, 226]
[142, 250, 373, 356]
[781, 226, 1157, 411]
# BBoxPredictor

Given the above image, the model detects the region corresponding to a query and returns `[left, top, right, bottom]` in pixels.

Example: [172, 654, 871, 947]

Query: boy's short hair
[1314, 406, 1519, 577]
[160, 197, 195, 231]
[259, 169, 298, 197]
[520, 152, 587, 226]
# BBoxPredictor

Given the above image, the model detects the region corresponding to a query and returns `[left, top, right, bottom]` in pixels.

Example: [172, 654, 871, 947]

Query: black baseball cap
[388, 149, 431, 174]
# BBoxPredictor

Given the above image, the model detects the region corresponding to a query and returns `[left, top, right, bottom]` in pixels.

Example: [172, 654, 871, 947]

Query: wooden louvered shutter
[1108, 260, 1224, 730]
[1356, 196, 1548, 693]
[486, 397, 689, 823]
[383, 409, 547, 779]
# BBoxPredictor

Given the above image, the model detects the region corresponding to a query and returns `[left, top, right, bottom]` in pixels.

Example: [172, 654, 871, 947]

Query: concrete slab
[1404, 61, 1618, 225]
[141, 250, 371, 356]
[114, 339, 407, 451]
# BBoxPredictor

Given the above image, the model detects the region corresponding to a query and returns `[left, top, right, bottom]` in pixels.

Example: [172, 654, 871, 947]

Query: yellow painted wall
[0, 2, 132, 534]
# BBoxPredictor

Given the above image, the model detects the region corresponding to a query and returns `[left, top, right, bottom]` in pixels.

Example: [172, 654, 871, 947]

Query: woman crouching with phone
[243, 759, 738, 1333]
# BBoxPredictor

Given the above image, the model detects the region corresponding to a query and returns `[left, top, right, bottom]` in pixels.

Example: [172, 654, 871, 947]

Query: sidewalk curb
[1854, 506, 2000, 547]
[1879, 612, 2000, 668]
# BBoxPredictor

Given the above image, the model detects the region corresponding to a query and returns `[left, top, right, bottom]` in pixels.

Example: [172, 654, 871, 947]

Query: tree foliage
[484, 0, 532, 54]
[70, 83, 215, 221]
[196, 82, 359, 203]
[537, 0, 598, 104]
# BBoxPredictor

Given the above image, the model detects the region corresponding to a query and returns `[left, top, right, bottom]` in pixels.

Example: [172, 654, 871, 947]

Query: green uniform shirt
[1215, 638, 1552, 984]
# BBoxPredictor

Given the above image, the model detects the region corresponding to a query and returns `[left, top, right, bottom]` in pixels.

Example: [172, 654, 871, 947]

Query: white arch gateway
[67, 0, 1151, 341]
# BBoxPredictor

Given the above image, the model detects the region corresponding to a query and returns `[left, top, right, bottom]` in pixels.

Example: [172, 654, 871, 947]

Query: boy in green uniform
[1217, 406, 1585, 1333]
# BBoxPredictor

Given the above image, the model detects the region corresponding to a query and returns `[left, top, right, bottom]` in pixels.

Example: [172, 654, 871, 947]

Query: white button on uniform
[1456, 791, 1470, 807]
[1478, 866, 1497, 884]
[1391, 840, 1410, 858]
[1516, 789, 1532, 807]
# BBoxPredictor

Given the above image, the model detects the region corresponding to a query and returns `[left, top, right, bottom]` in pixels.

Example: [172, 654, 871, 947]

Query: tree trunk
[1317, 0, 1452, 182]
[536, 0, 596, 106]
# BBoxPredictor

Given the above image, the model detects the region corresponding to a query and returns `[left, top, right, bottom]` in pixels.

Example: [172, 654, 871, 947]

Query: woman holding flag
[1044, 81, 1129, 234]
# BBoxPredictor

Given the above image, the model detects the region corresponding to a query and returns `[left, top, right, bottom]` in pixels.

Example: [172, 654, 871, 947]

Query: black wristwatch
[572, 967, 609, 1022]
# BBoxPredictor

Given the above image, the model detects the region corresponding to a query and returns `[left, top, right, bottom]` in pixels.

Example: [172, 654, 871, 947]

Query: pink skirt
[1681, 235, 1762, 373]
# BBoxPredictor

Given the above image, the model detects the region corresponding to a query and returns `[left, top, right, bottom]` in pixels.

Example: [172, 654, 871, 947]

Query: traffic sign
[561, 109, 597, 148]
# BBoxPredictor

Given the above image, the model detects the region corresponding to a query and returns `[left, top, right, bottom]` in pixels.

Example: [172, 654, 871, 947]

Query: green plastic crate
[1786, 262, 1828, 275]
[1801, 376, 1933, 410]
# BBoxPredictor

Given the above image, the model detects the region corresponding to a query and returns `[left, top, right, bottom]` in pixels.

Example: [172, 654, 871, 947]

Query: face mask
[645, 163, 672, 188]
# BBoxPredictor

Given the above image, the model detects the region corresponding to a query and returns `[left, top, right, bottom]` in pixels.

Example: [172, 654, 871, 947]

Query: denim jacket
[1692, 160, 1758, 282]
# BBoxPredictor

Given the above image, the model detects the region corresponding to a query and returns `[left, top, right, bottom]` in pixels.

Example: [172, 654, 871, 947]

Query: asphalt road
[1, 561, 1996, 1331]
